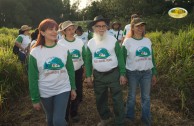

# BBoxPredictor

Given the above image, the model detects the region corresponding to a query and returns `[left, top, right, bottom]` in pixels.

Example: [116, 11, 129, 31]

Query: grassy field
[0, 27, 194, 125]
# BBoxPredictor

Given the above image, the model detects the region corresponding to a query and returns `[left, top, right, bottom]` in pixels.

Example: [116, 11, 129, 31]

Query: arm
[15, 36, 25, 51]
[85, 47, 93, 87]
[115, 41, 126, 76]
[151, 48, 157, 86]
[151, 48, 157, 76]
[115, 42, 127, 85]
[66, 51, 76, 90]
[66, 51, 76, 100]
[28, 54, 40, 104]
[82, 45, 86, 66]
[121, 45, 127, 65]
[85, 47, 93, 77]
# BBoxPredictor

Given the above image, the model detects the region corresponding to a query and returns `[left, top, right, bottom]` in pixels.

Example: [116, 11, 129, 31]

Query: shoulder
[30, 46, 41, 56]
[108, 34, 117, 41]
[75, 38, 84, 45]
[122, 38, 133, 45]
[143, 37, 152, 43]
[125, 24, 130, 28]
[57, 38, 66, 46]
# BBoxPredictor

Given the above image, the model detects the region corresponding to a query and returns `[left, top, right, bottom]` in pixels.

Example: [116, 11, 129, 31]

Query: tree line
[0, 0, 194, 29]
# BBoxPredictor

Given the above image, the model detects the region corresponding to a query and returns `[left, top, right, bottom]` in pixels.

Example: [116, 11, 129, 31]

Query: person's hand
[33, 103, 41, 111]
[71, 90, 77, 100]
[152, 75, 157, 86]
[120, 75, 128, 85]
[86, 77, 93, 88]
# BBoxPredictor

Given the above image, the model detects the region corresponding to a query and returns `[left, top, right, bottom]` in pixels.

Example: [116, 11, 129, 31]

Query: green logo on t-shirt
[44, 57, 64, 70]
[70, 49, 81, 59]
[94, 48, 110, 59]
[136, 47, 151, 57]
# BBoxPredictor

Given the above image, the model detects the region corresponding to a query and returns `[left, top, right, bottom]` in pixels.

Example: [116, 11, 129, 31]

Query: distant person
[57, 23, 63, 41]
[122, 18, 157, 126]
[85, 15, 127, 126]
[58, 20, 86, 123]
[74, 26, 88, 48]
[28, 18, 76, 126]
[122, 14, 139, 42]
[109, 21, 123, 44]
[14, 25, 31, 63]
[30, 28, 39, 48]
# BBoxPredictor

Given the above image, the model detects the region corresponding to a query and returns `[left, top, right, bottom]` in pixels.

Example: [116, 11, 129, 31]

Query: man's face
[93, 21, 107, 36]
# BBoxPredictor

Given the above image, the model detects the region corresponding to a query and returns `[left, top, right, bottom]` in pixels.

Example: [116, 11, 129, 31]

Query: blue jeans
[41, 92, 70, 126]
[126, 70, 152, 126]
[18, 51, 26, 64]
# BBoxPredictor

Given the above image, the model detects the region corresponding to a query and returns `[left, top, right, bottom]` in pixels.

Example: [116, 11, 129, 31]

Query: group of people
[15, 13, 157, 126]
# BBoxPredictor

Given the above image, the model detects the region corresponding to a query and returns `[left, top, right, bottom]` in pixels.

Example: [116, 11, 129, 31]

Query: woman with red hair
[28, 18, 76, 126]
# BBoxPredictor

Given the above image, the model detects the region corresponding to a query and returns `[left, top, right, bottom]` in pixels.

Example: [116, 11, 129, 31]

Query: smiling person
[122, 18, 157, 126]
[28, 18, 76, 126]
[85, 15, 127, 126]
[58, 20, 86, 123]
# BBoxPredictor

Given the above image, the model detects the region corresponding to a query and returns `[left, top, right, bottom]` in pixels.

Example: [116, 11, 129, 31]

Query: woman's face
[64, 25, 76, 38]
[113, 23, 119, 30]
[132, 24, 145, 36]
[41, 27, 58, 42]
[24, 30, 31, 36]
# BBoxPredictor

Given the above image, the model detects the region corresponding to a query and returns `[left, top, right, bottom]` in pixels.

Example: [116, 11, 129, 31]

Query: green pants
[93, 68, 125, 126]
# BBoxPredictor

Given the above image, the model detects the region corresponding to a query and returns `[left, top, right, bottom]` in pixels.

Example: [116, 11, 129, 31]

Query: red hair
[33, 19, 58, 48]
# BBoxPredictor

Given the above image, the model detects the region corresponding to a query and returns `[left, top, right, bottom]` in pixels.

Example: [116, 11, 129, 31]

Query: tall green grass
[148, 26, 194, 112]
[0, 28, 28, 120]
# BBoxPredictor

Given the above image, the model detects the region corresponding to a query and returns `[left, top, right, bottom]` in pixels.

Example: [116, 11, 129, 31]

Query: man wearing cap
[108, 21, 123, 44]
[58, 20, 86, 123]
[14, 25, 31, 63]
[85, 15, 127, 126]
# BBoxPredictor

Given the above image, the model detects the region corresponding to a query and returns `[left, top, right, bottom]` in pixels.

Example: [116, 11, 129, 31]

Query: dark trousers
[66, 67, 83, 120]
[93, 68, 125, 126]
[18, 51, 28, 73]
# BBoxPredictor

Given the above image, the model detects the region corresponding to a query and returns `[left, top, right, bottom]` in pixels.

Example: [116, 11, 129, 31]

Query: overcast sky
[70, 0, 98, 10]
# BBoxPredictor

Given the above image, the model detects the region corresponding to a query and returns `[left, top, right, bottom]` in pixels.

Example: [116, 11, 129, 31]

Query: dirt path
[1, 84, 194, 126]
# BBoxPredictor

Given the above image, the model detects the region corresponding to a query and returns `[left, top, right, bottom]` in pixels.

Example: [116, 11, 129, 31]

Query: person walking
[122, 14, 139, 42]
[14, 25, 31, 63]
[122, 17, 157, 126]
[86, 15, 127, 126]
[58, 20, 86, 123]
[108, 21, 123, 44]
[28, 18, 76, 126]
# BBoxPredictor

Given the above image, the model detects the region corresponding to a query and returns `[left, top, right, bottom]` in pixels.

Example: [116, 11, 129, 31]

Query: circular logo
[168, 7, 188, 18]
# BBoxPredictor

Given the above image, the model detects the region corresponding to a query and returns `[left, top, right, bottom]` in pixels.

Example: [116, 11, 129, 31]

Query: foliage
[148, 27, 194, 112]
[0, 28, 28, 119]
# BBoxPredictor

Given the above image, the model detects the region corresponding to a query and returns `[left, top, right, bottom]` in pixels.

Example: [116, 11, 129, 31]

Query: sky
[70, 0, 97, 10]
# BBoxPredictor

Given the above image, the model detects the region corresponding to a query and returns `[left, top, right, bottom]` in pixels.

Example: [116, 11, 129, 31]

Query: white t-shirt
[87, 35, 118, 72]
[74, 32, 88, 48]
[123, 24, 131, 37]
[108, 29, 123, 41]
[30, 44, 71, 98]
[58, 38, 84, 71]
[122, 37, 154, 71]
[17, 34, 31, 53]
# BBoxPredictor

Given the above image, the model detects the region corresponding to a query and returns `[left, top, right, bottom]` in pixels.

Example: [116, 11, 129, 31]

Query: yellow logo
[168, 7, 188, 18]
